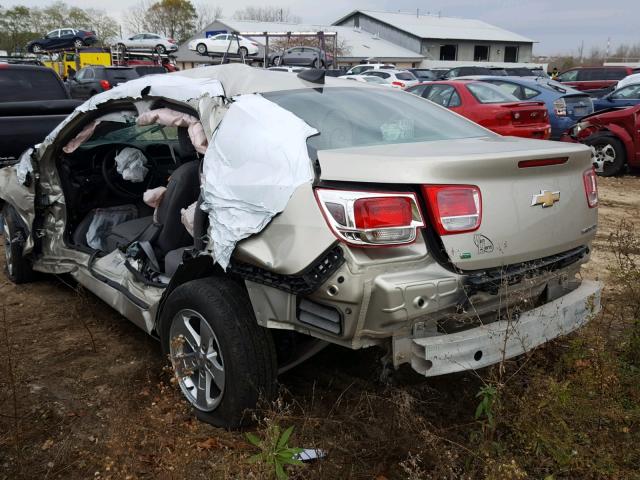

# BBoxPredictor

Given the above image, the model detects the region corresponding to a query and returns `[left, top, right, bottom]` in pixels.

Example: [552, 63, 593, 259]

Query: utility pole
[578, 40, 584, 64]
[604, 36, 610, 64]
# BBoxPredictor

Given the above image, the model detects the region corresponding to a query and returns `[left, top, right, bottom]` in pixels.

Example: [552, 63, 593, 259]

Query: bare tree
[233, 6, 301, 23]
[124, 0, 198, 42]
[195, 3, 223, 31]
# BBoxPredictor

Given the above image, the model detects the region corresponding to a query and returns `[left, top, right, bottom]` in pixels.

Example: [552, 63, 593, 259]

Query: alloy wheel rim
[197, 44, 206, 54]
[169, 309, 225, 411]
[593, 144, 616, 173]
[3, 220, 13, 277]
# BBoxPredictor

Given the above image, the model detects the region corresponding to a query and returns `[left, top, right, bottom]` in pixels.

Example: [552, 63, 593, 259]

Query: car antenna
[298, 69, 325, 84]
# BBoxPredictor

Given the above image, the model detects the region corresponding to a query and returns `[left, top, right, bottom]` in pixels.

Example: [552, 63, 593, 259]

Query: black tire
[31, 44, 42, 54]
[2, 204, 34, 284]
[196, 43, 207, 55]
[155, 44, 166, 54]
[159, 277, 277, 428]
[272, 56, 282, 66]
[238, 46, 248, 58]
[73, 38, 84, 49]
[117, 43, 127, 52]
[584, 134, 626, 177]
[313, 58, 321, 68]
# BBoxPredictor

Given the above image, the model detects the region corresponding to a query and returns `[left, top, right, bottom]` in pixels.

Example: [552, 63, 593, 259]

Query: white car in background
[189, 34, 259, 57]
[362, 69, 420, 89]
[344, 63, 396, 75]
[116, 33, 178, 54]
[268, 66, 309, 73]
[339, 74, 393, 86]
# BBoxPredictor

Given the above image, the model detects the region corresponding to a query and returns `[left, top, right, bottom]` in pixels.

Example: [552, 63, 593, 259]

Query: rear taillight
[168, 38, 176, 44]
[583, 168, 598, 208]
[553, 98, 567, 116]
[391, 81, 405, 87]
[99, 79, 111, 90]
[421, 185, 482, 235]
[315, 189, 424, 246]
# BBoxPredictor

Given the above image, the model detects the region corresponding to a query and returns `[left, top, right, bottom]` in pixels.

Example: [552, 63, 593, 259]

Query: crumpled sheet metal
[15, 148, 34, 184]
[137, 108, 208, 154]
[39, 74, 226, 157]
[201, 94, 318, 269]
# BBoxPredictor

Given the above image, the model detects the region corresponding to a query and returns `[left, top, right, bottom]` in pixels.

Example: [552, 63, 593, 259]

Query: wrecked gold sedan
[0, 64, 601, 428]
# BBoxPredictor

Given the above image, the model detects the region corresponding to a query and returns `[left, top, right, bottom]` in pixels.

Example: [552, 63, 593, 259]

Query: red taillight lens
[99, 79, 111, 90]
[421, 185, 482, 235]
[315, 189, 424, 246]
[583, 167, 598, 208]
[518, 157, 568, 168]
[354, 197, 412, 229]
[391, 81, 405, 87]
[169, 38, 176, 44]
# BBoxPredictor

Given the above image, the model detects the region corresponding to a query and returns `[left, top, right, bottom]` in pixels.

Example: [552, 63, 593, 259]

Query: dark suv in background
[68, 66, 139, 99]
[557, 66, 634, 96]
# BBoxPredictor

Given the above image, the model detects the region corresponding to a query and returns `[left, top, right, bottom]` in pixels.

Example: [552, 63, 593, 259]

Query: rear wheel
[31, 44, 42, 53]
[155, 44, 166, 54]
[160, 277, 277, 428]
[585, 134, 626, 176]
[272, 56, 282, 66]
[2, 204, 34, 284]
[196, 43, 207, 55]
[117, 43, 127, 52]
[238, 46, 248, 58]
[73, 38, 84, 49]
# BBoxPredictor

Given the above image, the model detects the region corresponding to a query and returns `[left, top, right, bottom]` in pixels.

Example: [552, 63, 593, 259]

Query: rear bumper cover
[393, 279, 601, 376]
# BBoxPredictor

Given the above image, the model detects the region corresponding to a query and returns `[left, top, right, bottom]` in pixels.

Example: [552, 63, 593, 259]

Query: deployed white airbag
[137, 108, 208, 154]
[201, 94, 318, 269]
[115, 147, 148, 182]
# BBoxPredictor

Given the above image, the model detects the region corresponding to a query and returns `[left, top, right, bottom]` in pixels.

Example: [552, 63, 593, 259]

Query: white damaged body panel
[201, 94, 318, 269]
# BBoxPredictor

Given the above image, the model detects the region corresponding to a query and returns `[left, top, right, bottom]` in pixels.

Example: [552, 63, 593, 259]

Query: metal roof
[175, 19, 424, 64]
[334, 10, 536, 43]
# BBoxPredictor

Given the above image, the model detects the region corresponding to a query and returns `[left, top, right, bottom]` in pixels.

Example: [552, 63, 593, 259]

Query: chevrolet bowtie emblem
[531, 190, 560, 208]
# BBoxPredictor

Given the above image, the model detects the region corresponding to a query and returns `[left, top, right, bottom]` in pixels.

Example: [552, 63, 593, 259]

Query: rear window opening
[263, 87, 491, 151]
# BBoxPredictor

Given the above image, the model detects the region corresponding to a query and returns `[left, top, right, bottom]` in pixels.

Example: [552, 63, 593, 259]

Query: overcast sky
[6, 0, 639, 56]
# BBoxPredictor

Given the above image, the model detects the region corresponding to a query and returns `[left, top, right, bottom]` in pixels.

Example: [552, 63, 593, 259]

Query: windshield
[467, 82, 519, 103]
[262, 87, 491, 151]
[80, 120, 178, 150]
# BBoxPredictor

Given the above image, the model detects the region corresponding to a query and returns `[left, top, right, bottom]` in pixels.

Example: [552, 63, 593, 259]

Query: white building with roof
[333, 10, 536, 67]
[174, 19, 425, 70]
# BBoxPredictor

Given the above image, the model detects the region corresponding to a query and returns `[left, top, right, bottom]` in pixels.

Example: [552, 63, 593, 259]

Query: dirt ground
[1, 175, 640, 479]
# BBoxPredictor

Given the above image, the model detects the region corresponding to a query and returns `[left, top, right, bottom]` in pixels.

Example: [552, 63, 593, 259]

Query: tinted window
[604, 69, 628, 80]
[84, 68, 95, 80]
[263, 87, 490, 151]
[104, 69, 138, 82]
[558, 70, 578, 82]
[467, 82, 518, 103]
[395, 72, 416, 81]
[0, 68, 67, 101]
[425, 85, 458, 107]
[406, 84, 429, 96]
[410, 69, 435, 80]
[134, 66, 166, 76]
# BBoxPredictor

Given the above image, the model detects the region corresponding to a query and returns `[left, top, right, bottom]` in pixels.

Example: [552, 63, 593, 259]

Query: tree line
[0, 1, 303, 54]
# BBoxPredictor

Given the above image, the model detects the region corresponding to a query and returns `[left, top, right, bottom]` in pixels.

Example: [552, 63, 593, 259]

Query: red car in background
[561, 104, 640, 176]
[406, 80, 551, 139]
[556, 66, 635, 97]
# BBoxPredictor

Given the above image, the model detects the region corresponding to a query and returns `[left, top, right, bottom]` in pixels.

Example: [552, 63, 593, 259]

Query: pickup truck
[0, 64, 81, 167]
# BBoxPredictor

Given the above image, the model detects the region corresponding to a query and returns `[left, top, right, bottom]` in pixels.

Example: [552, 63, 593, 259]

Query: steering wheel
[100, 147, 157, 200]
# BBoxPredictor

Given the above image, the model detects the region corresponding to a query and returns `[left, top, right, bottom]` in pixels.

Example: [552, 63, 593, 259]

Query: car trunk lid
[500, 101, 548, 126]
[317, 136, 597, 271]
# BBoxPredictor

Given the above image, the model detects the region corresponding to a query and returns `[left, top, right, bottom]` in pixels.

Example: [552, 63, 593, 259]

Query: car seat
[104, 160, 200, 256]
